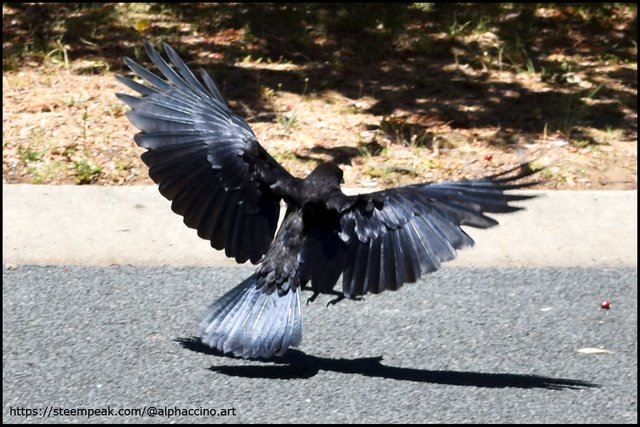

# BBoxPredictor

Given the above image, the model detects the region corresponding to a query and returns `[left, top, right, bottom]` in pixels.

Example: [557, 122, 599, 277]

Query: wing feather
[117, 41, 299, 263]
[301, 164, 541, 297]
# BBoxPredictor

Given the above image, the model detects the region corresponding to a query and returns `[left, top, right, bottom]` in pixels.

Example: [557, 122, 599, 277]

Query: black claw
[301, 284, 364, 307]
[326, 294, 364, 306]
[326, 293, 346, 306]
[306, 291, 320, 306]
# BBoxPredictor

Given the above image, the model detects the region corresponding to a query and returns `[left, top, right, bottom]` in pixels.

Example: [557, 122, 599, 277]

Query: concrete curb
[2, 184, 637, 267]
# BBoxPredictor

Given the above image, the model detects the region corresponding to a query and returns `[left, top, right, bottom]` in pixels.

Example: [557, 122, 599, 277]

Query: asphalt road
[3, 265, 637, 424]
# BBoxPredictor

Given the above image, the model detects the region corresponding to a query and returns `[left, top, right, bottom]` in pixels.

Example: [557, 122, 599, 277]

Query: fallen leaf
[576, 347, 614, 354]
[23, 102, 59, 113]
[135, 20, 150, 32]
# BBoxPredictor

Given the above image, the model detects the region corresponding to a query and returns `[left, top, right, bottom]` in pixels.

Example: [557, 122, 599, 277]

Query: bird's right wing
[301, 164, 541, 297]
[116, 41, 300, 264]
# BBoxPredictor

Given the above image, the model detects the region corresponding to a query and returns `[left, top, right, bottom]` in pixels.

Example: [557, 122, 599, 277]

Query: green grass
[26, 160, 65, 184]
[18, 147, 45, 163]
[277, 111, 299, 131]
[556, 84, 604, 141]
[73, 159, 102, 184]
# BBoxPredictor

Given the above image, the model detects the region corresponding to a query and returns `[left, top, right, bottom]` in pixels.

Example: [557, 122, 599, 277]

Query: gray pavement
[2, 185, 638, 423]
[2, 185, 638, 267]
[2, 265, 637, 423]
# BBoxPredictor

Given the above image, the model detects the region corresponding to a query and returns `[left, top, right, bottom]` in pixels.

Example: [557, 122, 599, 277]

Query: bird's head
[307, 162, 344, 188]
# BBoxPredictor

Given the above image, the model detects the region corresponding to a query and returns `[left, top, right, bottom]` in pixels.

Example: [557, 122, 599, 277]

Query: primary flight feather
[117, 41, 539, 358]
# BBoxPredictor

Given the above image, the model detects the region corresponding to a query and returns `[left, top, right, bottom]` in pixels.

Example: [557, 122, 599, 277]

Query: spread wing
[116, 41, 299, 264]
[300, 164, 540, 297]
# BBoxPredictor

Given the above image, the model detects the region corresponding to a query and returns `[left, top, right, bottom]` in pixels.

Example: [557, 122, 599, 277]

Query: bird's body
[117, 41, 540, 359]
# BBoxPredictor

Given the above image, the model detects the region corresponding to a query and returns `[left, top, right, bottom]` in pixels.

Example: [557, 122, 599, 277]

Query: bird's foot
[306, 291, 320, 306]
[301, 285, 363, 306]
[326, 293, 364, 306]
[326, 293, 345, 306]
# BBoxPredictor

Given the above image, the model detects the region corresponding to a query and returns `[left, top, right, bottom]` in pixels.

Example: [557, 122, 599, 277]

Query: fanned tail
[197, 274, 302, 358]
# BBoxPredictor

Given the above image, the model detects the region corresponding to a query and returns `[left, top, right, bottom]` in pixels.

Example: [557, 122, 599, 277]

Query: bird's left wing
[116, 41, 300, 264]
[300, 164, 540, 297]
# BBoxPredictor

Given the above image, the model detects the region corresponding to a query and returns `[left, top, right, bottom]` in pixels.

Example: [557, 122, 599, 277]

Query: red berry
[213, 53, 222, 60]
[600, 300, 610, 309]
[484, 153, 493, 161]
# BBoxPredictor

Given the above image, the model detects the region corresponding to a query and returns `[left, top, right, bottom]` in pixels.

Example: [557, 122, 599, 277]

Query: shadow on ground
[177, 337, 598, 390]
[3, 3, 637, 144]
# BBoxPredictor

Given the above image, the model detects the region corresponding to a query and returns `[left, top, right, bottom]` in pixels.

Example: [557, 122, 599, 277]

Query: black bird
[116, 42, 540, 359]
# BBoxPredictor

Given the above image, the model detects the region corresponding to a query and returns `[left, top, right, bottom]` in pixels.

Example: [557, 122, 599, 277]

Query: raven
[117, 42, 540, 359]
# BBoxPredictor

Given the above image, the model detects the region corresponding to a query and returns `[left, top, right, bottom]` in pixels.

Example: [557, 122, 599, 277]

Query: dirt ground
[3, 4, 637, 189]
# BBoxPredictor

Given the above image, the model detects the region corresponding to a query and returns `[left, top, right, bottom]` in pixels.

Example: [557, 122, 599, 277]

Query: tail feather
[198, 274, 302, 358]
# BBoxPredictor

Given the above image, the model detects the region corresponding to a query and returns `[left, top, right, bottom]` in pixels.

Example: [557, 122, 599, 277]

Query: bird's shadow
[176, 337, 598, 390]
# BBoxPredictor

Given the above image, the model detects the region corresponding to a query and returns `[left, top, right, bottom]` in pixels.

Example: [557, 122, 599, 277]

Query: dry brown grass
[3, 3, 637, 189]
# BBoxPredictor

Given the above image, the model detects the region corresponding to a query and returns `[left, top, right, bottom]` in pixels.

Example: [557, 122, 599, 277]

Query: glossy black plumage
[118, 41, 540, 358]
